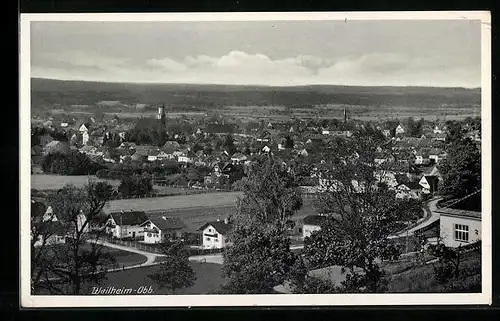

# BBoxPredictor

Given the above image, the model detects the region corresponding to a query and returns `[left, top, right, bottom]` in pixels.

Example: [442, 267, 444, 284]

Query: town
[30, 91, 482, 295]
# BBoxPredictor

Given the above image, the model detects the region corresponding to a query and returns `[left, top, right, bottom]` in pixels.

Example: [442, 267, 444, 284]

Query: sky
[30, 20, 482, 87]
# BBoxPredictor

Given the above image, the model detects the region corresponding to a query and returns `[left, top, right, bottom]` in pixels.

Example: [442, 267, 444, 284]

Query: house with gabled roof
[105, 211, 149, 240]
[302, 215, 328, 239]
[419, 175, 440, 194]
[198, 217, 233, 249]
[141, 215, 187, 244]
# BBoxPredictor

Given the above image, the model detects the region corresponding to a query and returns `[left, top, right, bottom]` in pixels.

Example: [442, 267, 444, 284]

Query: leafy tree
[220, 156, 302, 293]
[31, 181, 115, 294]
[148, 240, 196, 294]
[438, 138, 481, 200]
[186, 167, 202, 183]
[221, 215, 298, 294]
[284, 135, 294, 149]
[118, 174, 153, 198]
[446, 121, 464, 142]
[302, 129, 418, 292]
[236, 155, 303, 223]
[42, 151, 102, 175]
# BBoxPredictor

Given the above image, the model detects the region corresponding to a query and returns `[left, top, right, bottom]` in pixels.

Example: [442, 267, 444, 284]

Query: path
[389, 197, 442, 239]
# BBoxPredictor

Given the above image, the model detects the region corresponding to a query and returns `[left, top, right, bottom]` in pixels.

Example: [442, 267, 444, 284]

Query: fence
[103, 235, 164, 254]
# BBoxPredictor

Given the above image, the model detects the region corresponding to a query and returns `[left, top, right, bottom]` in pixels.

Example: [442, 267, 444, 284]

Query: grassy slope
[386, 251, 481, 293]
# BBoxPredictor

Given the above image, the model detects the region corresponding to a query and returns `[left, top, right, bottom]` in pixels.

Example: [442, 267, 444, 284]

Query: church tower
[157, 104, 166, 142]
[343, 106, 348, 122]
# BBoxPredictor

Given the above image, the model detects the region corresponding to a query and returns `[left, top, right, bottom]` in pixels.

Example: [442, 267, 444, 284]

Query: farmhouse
[105, 211, 149, 240]
[302, 215, 328, 239]
[141, 215, 186, 244]
[198, 218, 233, 249]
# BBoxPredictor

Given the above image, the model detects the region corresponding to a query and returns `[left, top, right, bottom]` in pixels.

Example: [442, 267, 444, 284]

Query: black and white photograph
[20, 12, 491, 307]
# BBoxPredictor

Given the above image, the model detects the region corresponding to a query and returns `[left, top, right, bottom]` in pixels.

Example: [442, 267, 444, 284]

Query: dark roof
[109, 211, 149, 226]
[405, 181, 423, 190]
[423, 175, 439, 186]
[435, 207, 481, 220]
[303, 215, 328, 226]
[144, 215, 186, 231]
[198, 221, 233, 235]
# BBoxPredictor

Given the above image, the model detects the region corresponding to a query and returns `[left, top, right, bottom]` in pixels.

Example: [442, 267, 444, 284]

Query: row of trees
[212, 129, 424, 294]
[42, 151, 103, 175]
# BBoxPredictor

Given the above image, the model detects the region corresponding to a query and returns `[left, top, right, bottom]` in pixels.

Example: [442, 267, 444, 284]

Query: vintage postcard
[20, 11, 491, 307]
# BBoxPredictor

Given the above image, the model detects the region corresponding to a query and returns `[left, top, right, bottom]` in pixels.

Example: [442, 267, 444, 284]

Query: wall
[112, 224, 145, 240]
[202, 225, 226, 249]
[439, 214, 481, 248]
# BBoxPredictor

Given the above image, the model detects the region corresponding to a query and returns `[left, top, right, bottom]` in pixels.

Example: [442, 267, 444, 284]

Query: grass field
[79, 262, 225, 295]
[106, 191, 242, 213]
[80, 243, 148, 268]
[31, 174, 121, 190]
[141, 200, 316, 233]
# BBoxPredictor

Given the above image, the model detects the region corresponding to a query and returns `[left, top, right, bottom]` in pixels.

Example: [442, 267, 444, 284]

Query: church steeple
[343, 106, 348, 122]
[157, 104, 166, 143]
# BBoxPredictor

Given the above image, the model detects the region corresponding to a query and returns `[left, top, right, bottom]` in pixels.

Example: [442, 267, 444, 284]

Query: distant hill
[30, 77, 481, 111]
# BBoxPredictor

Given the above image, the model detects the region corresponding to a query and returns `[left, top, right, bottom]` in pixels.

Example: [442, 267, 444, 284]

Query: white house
[82, 131, 90, 145]
[141, 216, 186, 244]
[79, 123, 90, 133]
[433, 125, 443, 134]
[105, 211, 149, 240]
[302, 215, 327, 239]
[438, 207, 481, 248]
[419, 175, 439, 194]
[395, 124, 405, 135]
[198, 218, 233, 249]
[147, 150, 160, 162]
[230, 153, 247, 164]
[178, 155, 194, 163]
[262, 145, 271, 153]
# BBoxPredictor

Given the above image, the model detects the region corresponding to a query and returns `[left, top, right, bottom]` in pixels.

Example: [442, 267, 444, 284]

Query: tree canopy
[438, 138, 481, 200]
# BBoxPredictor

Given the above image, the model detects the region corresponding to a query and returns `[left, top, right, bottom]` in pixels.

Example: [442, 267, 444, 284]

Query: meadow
[79, 262, 225, 295]
[31, 174, 121, 190]
[31, 78, 481, 121]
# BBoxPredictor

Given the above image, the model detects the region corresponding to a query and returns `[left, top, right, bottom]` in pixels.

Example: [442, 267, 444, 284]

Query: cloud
[31, 50, 481, 88]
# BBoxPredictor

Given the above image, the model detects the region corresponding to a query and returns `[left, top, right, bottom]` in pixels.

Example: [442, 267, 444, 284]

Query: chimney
[216, 217, 220, 222]
[224, 216, 231, 224]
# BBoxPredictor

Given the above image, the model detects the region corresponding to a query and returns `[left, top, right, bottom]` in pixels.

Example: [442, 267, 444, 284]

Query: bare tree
[31, 180, 115, 294]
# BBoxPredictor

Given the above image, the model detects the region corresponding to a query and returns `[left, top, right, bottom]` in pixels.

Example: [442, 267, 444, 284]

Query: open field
[145, 200, 317, 232]
[31, 78, 481, 121]
[106, 191, 242, 213]
[31, 174, 204, 196]
[79, 262, 225, 295]
[31, 174, 121, 190]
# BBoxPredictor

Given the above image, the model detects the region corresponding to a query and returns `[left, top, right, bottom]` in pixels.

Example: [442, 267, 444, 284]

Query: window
[206, 237, 210, 241]
[148, 233, 152, 237]
[454, 224, 469, 242]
